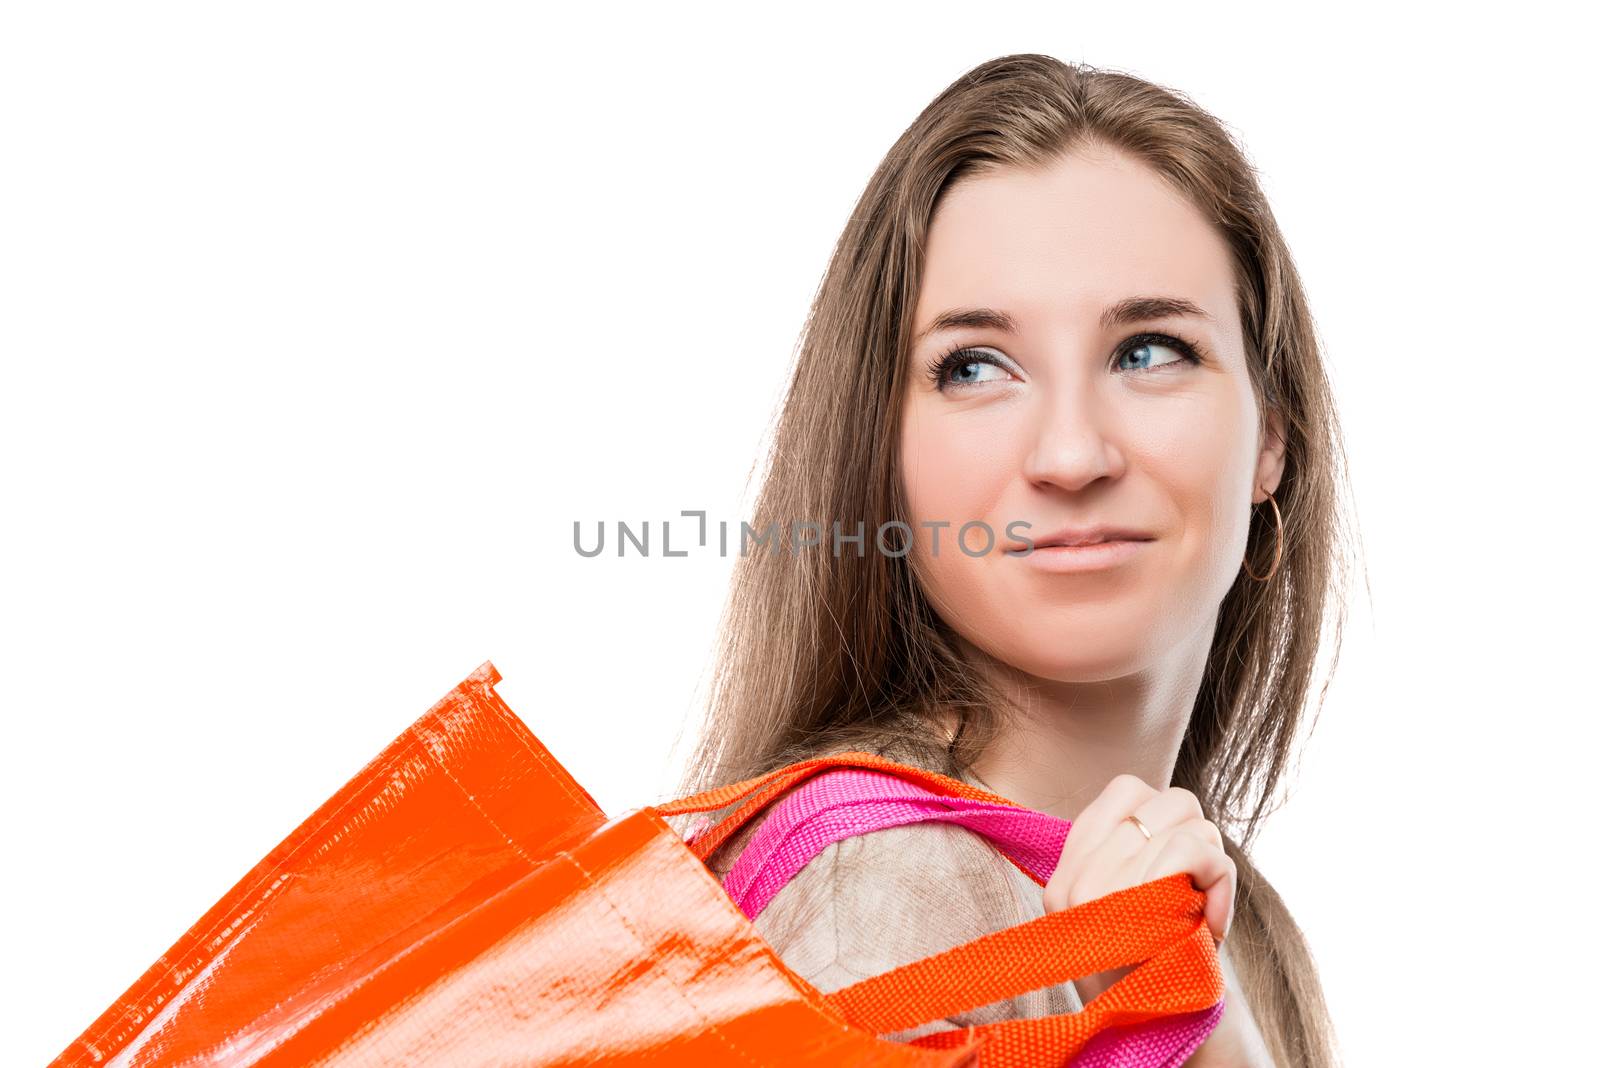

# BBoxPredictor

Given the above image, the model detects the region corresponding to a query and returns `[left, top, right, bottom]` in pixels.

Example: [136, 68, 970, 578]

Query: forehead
[915, 147, 1238, 332]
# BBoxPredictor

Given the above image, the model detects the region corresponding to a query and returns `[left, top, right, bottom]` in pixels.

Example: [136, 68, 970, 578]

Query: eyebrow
[914, 296, 1215, 342]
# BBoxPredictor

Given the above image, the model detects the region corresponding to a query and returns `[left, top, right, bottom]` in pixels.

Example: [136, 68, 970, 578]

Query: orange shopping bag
[50, 661, 1224, 1067]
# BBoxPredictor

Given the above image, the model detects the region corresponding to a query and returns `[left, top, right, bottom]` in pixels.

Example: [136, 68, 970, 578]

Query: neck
[944, 632, 1211, 822]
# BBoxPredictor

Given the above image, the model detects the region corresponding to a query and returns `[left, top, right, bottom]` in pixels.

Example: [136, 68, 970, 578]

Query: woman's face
[898, 145, 1285, 683]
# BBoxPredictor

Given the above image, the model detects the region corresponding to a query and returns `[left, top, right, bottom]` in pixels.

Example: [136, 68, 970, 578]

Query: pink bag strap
[724, 766, 1068, 919]
[723, 765, 1225, 1068]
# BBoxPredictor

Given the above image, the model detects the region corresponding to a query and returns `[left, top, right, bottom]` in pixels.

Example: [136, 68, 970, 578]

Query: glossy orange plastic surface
[50, 661, 1222, 1067]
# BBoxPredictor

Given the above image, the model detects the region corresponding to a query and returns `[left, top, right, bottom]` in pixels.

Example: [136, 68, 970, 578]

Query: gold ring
[1124, 814, 1153, 841]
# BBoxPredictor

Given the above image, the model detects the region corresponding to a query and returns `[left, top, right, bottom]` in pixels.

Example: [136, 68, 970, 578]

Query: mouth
[1010, 531, 1154, 573]
[1002, 523, 1156, 574]
[1024, 526, 1156, 550]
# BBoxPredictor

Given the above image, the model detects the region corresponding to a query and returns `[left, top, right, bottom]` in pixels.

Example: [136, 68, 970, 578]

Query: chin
[970, 627, 1146, 685]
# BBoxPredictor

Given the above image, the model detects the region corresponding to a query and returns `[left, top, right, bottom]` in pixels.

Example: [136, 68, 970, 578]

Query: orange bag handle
[822, 876, 1221, 1055]
[655, 753, 1225, 1061]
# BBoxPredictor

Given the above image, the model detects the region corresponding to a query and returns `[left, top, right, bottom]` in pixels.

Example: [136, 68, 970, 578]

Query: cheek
[898, 403, 1018, 615]
[1150, 391, 1259, 599]
[899, 404, 1016, 526]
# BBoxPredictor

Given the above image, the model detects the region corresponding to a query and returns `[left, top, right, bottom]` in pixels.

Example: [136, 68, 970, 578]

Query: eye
[925, 346, 1018, 393]
[1113, 333, 1204, 374]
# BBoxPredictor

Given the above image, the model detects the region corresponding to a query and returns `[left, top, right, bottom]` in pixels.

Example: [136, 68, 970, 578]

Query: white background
[3, 3, 1594, 1064]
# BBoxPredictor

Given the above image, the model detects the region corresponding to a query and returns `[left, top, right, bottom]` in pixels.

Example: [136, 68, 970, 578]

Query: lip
[1023, 524, 1157, 549]
[1011, 538, 1150, 573]
[1006, 525, 1155, 574]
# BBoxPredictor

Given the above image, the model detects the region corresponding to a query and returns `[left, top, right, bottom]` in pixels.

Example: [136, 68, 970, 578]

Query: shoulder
[756, 816, 1029, 962]
[751, 816, 1076, 1039]
[698, 750, 1085, 1035]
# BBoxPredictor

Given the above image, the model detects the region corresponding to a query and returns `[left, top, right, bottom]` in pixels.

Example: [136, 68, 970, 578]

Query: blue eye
[1114, 334, 1203, 374]
[925, 347, 1017, 392]
[945, 356, 1008, 386]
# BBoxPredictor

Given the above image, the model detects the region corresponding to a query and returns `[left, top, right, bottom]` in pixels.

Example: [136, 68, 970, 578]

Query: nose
[1018, 378, 1127, 493]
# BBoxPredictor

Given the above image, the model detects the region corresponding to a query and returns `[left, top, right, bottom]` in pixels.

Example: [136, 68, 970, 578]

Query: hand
[1041, 773, 1235, 1006]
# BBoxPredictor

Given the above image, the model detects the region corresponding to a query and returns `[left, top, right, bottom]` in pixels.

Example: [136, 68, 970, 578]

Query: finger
[1080, 789, 1216, 901]
[1136, 823, 1236, 945]
[1052, 773, 1159, 892]
[1116, 788, 1213, 856]
[1133, 786, 1207, 830]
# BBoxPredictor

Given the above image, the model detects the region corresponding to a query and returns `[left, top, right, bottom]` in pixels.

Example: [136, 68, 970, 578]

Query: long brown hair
[673, 53, 1358, 1068]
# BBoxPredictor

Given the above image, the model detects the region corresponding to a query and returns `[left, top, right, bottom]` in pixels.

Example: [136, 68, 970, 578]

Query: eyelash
[923, 331, 1208, 392]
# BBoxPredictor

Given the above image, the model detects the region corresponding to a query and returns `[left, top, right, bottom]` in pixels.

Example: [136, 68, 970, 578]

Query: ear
[1253, 407, 1288, 503]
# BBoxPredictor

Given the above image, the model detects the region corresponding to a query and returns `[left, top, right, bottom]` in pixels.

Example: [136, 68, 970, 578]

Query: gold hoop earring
[1242, 490, 1283, 582]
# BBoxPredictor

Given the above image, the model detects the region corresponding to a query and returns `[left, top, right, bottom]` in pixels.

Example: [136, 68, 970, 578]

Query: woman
[677, 53, 1352, 1067]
